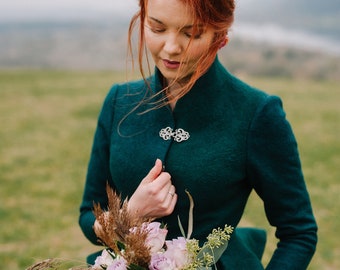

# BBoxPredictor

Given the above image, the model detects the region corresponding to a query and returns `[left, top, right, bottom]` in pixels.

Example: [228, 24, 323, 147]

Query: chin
[159, 70, 179, 81]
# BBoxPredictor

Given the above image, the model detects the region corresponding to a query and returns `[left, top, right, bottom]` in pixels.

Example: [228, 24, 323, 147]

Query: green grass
[0, 70, 339, 269]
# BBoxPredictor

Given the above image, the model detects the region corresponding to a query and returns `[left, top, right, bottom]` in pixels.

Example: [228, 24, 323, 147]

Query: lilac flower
[145, 222, 168, 254]
[107, 256, 128, 270]
[164, 237, 191, 269]
[149, 253, 176, 270]
[93, 249, 115, 269]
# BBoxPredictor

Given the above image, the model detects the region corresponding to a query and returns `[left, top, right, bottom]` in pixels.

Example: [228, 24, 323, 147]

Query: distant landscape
[0, 0, 339, 81]
[236, 0, 340, 40]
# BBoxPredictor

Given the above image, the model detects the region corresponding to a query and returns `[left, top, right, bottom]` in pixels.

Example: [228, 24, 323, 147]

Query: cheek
[186, 37, 213, 60]
[145, 32, 161, 54]
[186, 44, 210, 61]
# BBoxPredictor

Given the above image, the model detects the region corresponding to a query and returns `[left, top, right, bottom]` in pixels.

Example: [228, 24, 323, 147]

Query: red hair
[128, 0, 235, 109]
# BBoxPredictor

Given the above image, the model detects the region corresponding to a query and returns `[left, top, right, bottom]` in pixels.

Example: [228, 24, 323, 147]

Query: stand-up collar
[151, 57, 230, 116]
[152, 56, 229, 98]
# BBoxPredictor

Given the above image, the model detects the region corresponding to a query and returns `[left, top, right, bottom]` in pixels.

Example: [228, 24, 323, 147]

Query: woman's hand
[127, 159, 177, 219]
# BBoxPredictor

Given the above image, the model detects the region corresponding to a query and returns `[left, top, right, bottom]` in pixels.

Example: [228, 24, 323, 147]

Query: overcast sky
[0, 1, 139, 21]
[0, 1, 253, 22]
[0, 0, 257, 22]
[0, 1, 338, 54]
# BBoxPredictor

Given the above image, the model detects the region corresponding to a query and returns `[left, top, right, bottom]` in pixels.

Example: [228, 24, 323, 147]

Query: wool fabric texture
[79, 58, 317, 269]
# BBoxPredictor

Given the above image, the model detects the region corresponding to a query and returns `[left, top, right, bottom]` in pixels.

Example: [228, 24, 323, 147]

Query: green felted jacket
[79, 58, 317, 269]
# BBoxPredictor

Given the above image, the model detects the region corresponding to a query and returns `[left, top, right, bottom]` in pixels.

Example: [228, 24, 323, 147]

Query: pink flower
[93, 249, 115, 269]
[107, 256, 127, 270]
[164, 237, 191, 268]
[145, 222, 168, 254]
[149, 253, 176, 270]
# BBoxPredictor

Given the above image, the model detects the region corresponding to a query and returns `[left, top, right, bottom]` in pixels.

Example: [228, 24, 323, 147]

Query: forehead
[146, 0, 195, 26]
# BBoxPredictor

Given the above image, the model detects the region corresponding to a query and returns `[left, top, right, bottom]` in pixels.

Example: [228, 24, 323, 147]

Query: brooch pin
[159, 127, 190, 142]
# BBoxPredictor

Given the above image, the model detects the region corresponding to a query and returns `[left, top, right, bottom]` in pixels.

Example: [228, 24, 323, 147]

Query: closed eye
[184, 32, 202, 39]
[146, 17, 166, 34]
[152, 28, 166, 33]
[182, 25, 204, 39]
[146, 24, 166, 33]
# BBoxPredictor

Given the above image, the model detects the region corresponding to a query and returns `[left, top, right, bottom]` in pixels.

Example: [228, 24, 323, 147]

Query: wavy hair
[127, 0, 235, 110]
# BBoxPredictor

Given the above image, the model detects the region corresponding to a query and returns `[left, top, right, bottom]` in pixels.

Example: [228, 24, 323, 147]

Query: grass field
[0, 70, 339, 269]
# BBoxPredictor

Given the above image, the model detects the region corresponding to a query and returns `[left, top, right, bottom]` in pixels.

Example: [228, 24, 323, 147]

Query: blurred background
[0, 0, 339, 269]
[1, 0, 339, 77]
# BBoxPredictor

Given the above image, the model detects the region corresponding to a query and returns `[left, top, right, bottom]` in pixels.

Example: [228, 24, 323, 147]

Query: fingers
[142, 159, 172, 191]
[163, 184, 176, 206]
[166, 184, 176, 198]
[129, 159, 177, 218]
[163, 185, 177, 216]
[168, 192, 177, 214]
[142, 159, 163, 183]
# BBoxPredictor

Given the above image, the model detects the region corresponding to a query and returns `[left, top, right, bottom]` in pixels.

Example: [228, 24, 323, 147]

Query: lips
[163, 59, 181, 69]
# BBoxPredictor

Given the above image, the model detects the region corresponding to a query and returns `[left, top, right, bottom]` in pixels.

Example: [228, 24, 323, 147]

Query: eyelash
[185, 32, 202, 39]
[148, 26, 202, 39]
[151, 28, 165, 33]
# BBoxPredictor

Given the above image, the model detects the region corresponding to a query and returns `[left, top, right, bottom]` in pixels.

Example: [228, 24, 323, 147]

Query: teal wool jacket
[79, 58, 317, 269]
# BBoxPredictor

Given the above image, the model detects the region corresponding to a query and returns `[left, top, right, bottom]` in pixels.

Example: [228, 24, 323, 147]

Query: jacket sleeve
[78, 86, 117, 245]
[246, 95, 317, 270]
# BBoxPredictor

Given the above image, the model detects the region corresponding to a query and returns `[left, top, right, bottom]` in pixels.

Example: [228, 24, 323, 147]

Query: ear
[219, 36, 229, 49]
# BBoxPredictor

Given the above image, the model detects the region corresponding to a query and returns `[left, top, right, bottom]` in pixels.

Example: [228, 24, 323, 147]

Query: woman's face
[144, 0, 216, 84]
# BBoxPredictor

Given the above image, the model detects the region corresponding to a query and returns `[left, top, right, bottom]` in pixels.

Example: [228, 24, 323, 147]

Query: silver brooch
[159, 127, 190, 142]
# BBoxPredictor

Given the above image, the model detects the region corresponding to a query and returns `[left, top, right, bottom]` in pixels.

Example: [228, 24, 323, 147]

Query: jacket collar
[152, 56, 228, 97]
[151, 57, 229, 114]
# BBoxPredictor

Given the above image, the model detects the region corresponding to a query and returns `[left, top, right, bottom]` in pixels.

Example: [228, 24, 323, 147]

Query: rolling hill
[236, 0, 340, 40]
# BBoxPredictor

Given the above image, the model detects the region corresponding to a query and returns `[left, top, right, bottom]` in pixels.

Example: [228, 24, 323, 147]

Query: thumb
[143, 159, 163, 183]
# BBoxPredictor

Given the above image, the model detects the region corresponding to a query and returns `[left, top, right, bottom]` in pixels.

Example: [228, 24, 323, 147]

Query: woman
[79, 0, 317, 269]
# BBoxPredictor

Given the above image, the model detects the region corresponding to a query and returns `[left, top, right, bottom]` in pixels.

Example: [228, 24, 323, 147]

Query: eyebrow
[148, 16, 165, 25]
[147, 16, 199, 30]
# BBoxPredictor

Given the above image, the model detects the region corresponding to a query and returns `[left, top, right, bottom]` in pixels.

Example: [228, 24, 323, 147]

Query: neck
[165, 86, 179, 110]
[163, 73, 193, 110]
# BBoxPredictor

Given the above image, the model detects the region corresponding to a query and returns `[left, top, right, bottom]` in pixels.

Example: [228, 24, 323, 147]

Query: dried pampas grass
[26, 258, 90, 270]
[27, 184, 153, 269]
[93, 183, 153, 268]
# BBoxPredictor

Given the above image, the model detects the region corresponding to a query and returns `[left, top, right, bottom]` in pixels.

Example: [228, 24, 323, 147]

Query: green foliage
[196, 225, 233, 267]
[0, 70, 339, 269]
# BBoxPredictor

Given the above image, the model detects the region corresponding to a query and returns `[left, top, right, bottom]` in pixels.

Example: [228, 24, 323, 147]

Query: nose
[163, 33, 182, 55]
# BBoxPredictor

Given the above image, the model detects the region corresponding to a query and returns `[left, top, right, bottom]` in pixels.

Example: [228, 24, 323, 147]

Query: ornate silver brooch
[159, 127, 190, 142]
